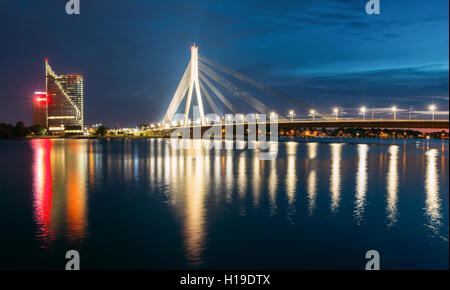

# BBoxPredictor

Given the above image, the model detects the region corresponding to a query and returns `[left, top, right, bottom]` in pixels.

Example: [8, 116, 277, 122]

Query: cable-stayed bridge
[155, 45, 448, 134]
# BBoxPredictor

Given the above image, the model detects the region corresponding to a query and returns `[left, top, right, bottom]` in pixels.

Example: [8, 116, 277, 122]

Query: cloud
[268, 65, 449, 109]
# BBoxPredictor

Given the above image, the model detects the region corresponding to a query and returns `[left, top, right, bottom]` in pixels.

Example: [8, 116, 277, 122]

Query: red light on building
[33, 92, 48, 127]
[34, 92, 48, 102]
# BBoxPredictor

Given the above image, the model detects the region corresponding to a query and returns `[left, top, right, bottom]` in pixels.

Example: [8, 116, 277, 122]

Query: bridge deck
[152, 119, 449, 133]
[277, 119, 449, 129]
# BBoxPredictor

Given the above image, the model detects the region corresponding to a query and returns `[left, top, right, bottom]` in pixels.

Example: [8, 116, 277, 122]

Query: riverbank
[9, 135, 449, 147]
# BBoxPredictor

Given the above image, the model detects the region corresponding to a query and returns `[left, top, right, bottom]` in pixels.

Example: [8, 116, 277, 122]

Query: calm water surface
[0, 138, 448, 269]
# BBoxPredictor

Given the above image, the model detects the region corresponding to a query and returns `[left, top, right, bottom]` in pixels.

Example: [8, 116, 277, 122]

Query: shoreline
[5, 135, 449, 145]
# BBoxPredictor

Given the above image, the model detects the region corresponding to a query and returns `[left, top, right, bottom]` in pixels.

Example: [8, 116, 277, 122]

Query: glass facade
[46, 60, 84, 133]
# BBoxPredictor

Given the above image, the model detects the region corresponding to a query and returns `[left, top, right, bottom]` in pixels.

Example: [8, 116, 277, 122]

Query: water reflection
[225, 149, 233, 202]
[183, 152, 206, 266]
[237, 152, 247, 199]
[66, 142, 88, 242]
[286, 142, 297, 205]
[26, 138, 449, 268]
[252, 150, 262, 206]
[165, 140, 208, 267]
[424, 149, 443, 238]
[268, 158, 278, 215]
[354, 144, 369, 225]
[386, 145, 399, 228]
[267, 142, 279, 214]
[32, 139, 88, 247]
[306, 143, 318, 215]
[89, 141, 94, 188]
[32, 140, 54, 246]
[308, 143, 318, 160]
[330, 144, 342, 213]
[307, 170, 317, 216]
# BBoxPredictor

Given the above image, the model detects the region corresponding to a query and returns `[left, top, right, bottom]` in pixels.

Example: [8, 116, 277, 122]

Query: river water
[0, 138, 448, 269]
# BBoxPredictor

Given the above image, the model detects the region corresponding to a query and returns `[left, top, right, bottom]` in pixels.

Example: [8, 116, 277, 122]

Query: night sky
[0, 0, 448, 127]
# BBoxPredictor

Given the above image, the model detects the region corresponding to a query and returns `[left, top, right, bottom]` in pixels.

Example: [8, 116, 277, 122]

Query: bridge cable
[199, 79, 222, 117]
[162, 62, 191, 124]
[200, 63, 286, 119]
[199, 54, 333, 120]
[198, 72, 238, 114]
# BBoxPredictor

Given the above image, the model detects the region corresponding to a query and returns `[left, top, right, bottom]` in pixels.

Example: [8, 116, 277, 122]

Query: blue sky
[0, 0, 448, 126]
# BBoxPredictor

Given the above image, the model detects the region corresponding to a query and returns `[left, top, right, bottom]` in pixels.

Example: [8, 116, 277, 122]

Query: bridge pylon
[163, 44, 206, 126]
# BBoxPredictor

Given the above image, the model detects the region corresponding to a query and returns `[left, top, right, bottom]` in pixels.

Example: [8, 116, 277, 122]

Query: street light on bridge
[391, 106, 397, 120]
[310, 110, 316, 121]
[429, 104, 437, 120]
[237, 114, 244, 124]
[270, 112, 276, 122]
[289, 110, 294, 122]
[360, 107, 367, 120]
[333, 108, 339, 120]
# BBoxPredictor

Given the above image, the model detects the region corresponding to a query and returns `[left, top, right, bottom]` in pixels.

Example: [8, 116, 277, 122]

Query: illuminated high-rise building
[45, 59, 84, 134]
[32, 92, 48, 127]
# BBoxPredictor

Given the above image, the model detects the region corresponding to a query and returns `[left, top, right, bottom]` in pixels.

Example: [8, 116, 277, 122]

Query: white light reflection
[268, 158, 278, 215]
[225, 149, 233, 202]
[354, 144, 369, 225]
[307, 170, 317, 216]
[330, 144, 342, 213]
[306, 143, 318, 215]
[237, 152, 247, 199]
[308, 143, 318, 160]
[286, 142, 297, 205]
[386, 145, 399, 228]
[252, 150, 261, 206]
[424, 149, 443, 238]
